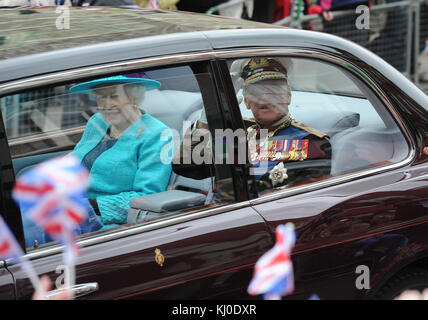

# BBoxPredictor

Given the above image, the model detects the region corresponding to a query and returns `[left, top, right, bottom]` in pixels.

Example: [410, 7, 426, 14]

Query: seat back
[330, 126, 408, 175]
[141, 89, 212, 193]
[141, 89, 203, 135]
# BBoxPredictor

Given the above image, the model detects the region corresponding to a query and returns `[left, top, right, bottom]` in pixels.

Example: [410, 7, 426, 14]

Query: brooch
[268, 162, 288, 187]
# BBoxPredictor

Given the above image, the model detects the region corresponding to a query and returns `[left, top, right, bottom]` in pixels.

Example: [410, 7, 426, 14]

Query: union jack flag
[424, 39, 428, 56]
[248, 223, 296, 300]
[0, 215, 25, 263]
[12, 155, 90, 264]
[148, 0, 160, 8]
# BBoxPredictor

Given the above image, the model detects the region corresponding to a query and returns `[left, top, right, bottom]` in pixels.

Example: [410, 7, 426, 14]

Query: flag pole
[65, 260, 75, 300]
[20, 260, 46, 298]
[63, 233, 76, 300]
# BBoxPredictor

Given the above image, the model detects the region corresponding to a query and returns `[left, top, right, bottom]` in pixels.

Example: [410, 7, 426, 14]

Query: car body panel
[252, 166, 428, 298]
[0, 264, 15, 300]
[9, 206, 272, 299]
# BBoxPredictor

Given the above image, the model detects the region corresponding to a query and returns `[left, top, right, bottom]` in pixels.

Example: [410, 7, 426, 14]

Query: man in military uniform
[241, 57, 332, 191]
[172, 57, 332, 191]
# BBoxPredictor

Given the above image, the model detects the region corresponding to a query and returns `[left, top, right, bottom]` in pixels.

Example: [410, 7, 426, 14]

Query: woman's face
[93, 84, 140, 128]
[244, 79, 291, 127]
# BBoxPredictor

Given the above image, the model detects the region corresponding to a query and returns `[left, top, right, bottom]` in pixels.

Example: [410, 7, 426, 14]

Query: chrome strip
[250, 160, 414, 205]
[9, 126, 85, 146]
[0, 52, 215, 97]
[0, 47, 415, 261]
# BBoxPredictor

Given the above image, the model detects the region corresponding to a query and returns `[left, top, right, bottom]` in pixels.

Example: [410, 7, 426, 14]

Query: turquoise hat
[69, 75, 161, 94]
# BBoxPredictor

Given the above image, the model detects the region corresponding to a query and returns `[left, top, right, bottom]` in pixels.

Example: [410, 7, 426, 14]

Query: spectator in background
[177, 0, 229, 13]
[418, 39, 428, 83]
[316, 0, 370, 46]
[252, 0, 276, 22]
[274, 0, 324, 29]
[134, 0, 179, 9]
[32, 276, 71, 300]
[367, 0, 408, 72]
[177, 0, 276, 23]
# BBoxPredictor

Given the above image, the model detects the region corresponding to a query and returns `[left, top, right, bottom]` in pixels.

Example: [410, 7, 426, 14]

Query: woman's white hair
[123, 83, 146, 107]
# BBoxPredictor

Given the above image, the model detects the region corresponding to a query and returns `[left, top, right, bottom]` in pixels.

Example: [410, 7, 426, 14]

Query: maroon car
[0, 6, 427, 300]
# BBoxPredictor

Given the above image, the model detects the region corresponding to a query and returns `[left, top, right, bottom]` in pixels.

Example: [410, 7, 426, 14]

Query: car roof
[0, 6, 282, 83]
[0, 6, 275, 60]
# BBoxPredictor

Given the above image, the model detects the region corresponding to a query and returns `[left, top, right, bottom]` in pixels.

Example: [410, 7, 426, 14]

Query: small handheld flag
[148, 0, 160, 8]
[248, 223, 296, 300]
[12, 154, 90, 298]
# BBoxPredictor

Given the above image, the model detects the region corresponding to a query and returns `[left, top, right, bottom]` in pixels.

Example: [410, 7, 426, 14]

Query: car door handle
[45, 282, 99, 299]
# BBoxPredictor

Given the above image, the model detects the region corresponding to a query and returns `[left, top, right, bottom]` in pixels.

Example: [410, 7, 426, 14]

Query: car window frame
[0, 52, 255, 260]
[212, 48, 416, 205]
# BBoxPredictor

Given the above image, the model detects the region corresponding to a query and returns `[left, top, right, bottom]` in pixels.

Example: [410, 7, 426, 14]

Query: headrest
[140, 89, 203, 133]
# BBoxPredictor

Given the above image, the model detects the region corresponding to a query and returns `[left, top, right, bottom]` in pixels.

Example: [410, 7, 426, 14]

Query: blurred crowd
[177, 0, 428, 84]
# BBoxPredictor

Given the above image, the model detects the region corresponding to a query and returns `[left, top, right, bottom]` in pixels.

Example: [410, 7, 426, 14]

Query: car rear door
[219, 50, 423, 299]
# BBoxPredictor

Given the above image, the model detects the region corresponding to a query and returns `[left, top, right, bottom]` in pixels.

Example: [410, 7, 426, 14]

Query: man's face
[243, 79, 291, 127]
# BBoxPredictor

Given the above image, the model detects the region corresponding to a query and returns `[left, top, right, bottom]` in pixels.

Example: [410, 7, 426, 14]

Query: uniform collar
[253, 113, 293, 137]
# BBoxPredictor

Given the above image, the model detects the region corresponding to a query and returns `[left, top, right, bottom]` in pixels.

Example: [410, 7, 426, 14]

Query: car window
[227, 56, 410, 196]
[0, 63, 235, 250]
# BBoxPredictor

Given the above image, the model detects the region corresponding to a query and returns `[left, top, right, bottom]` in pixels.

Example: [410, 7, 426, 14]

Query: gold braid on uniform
[246, 114, 293, 138]
[290, 119, 328, 139]
[245, 115, 328, 139]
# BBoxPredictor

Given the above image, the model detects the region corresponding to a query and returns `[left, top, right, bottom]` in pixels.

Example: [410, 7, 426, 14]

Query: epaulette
[291, 119, 327, 139]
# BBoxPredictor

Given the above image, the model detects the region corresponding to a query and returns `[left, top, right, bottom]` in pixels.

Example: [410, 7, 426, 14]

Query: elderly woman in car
[69, 75, 172, 229]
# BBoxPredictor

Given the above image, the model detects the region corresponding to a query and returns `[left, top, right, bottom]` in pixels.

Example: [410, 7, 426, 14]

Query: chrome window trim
[0, 52, 216, 96]
[9, 126, 85, 147]
[0, 47, 415, 262]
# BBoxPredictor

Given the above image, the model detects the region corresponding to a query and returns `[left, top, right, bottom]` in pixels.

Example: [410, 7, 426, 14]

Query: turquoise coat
[72, 112, 172, 227]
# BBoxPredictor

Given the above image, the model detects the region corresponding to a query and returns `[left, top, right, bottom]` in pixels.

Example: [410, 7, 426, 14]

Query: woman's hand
[32, 275, 71, 300]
